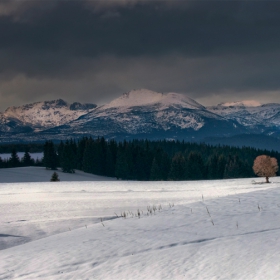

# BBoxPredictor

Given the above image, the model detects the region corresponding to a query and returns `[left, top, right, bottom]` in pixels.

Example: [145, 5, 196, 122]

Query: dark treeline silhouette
[41, 137, 280, 181]
[0, 143, 44, 153]
[0, 148, 42, 168]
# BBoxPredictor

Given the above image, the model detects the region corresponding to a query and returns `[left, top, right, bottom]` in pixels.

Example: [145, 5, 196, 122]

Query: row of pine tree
[0, 148, 42, 168]
[42, 137, 280, 181]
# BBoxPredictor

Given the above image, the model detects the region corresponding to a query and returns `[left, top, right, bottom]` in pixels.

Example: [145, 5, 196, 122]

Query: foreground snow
[0, 166, 116, 183]
[1, 174, 280, 279]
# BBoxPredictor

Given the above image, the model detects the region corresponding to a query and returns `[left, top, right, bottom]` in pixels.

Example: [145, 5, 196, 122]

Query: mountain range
[1, 89, 280, 150]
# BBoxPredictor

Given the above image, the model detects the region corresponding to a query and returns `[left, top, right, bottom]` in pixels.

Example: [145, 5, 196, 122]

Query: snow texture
[219, 100, 262, 107]
[0, 167, 116, 183]
[207, 102, 280, 127]
[1, 167, 280, 279]
[1, 90, 280, 141]
[65, 89, 215, 134]
[102, 89, 205, 110]
[3, 99, 96, 130]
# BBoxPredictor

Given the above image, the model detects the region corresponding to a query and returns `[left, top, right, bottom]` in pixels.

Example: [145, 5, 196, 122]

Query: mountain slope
[101, 89, 205, 110]
[0, 113, 33, 134]
[42, 89, 245, 140]
[1, 90, 280, 144]
[207, 102, 280, 128]
[2, 99, 96, 131]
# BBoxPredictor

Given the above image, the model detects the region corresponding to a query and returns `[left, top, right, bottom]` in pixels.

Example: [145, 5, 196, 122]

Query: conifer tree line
[42, 137, 280, 181]
[0, 148, 42, 168]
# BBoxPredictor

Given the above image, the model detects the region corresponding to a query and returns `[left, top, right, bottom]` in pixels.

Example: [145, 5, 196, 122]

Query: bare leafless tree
[253, 155, 278, 183]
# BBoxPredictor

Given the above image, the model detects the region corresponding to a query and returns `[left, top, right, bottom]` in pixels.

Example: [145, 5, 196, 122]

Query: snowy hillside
[1, 173, 280, 279]
[90, 89, 212, 131]
[0, 166, 116, 183]
[0, 113, 33, 133]
[101, 89, 205, 110]
[46, 89, 242, 140]
[208, 101, 280, 127]
[1, 90, 280, 142]
[3, 99, 96, 130]
[219, 100, 262, 107]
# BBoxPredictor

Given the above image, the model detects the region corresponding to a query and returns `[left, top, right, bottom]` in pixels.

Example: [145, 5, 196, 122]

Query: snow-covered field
[1, 167, 280, 279]
[0, 166, 116, 183]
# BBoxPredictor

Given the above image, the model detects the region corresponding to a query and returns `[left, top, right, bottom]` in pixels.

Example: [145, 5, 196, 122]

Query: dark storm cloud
[1, 0, 280, 110]
[2, 1, 280, 60]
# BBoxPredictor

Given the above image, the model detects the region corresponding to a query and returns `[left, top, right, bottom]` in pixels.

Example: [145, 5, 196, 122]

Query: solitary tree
[50, 172, 60, 182]
[253, 155, 278, 183]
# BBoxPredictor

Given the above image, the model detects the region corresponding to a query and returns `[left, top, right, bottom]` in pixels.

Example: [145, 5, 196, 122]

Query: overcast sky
[0, 0, 280, 111]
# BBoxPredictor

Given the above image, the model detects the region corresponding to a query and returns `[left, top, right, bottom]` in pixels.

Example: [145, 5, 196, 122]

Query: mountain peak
[103, 89, 163, 109]
[102, 89, 204, 110]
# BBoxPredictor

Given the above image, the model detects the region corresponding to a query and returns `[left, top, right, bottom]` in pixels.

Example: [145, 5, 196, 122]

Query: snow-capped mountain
[2, 99, 96, 131]
[101, 89, 205, 111]
[0, 113, 33, 133]
[1, 90, 280, 145]
[207, 101, 280, 129]
[41, 89, 245, 141]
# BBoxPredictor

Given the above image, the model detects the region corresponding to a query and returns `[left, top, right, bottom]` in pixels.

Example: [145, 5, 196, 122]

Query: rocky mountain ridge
[1, 99, 96, 132]
[0, 89, 280, 145]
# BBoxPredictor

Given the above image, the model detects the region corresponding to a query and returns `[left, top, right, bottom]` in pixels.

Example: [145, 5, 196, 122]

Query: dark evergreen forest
[39, 137, 280, 181]
[1, 138, 279, 180]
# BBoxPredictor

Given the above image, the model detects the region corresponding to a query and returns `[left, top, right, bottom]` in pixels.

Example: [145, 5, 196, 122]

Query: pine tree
[61, 140, 76, 173]
[186, 152, 205, 180]
[224, 155, 244, 179]
[168, 153, 186, 180]
[115, 147, 130, 179]
[70, 139, 77, 167]
[77, 137, 88, 170]
[83, 139, 95, 173]
[159, 151, 171, 180]
[50, 172, 60, 182]
[9, 149, 20, 168]
[22, 148, 34, 166]
[43, 141, 58, 170]
[207, 154, 219, 179]
[91, 138, 105, 175]
[105, 141, 116, 177]
[217, 155, 227, 179]
[57, 141, 64, 167]
[98, 137, 107, 176]
[134, 148, 150, 180]
[150, 158, 161, 180]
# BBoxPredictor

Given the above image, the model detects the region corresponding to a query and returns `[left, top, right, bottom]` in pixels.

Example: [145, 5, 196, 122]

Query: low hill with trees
[41, 138, 280, 181]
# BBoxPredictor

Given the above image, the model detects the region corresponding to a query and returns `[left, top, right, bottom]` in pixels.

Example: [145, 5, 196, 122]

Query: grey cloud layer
[0, 1, 280, 110]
